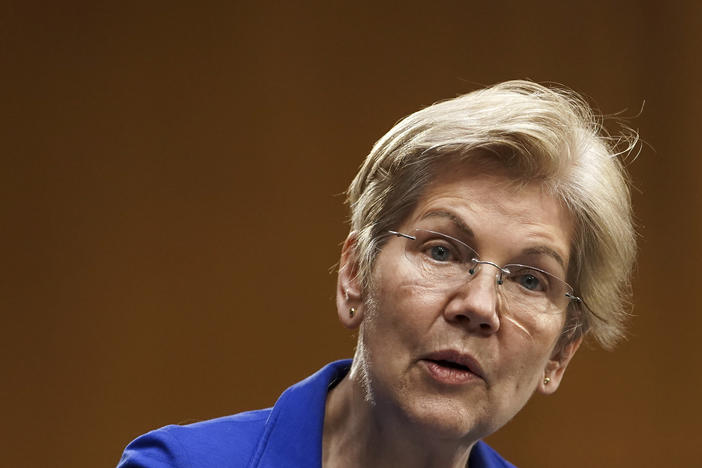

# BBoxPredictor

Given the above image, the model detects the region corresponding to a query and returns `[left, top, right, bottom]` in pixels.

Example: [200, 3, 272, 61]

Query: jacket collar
[251, 360, 351, 468]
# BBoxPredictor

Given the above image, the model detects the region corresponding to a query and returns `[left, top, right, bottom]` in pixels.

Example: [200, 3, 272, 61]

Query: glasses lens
[501, 264, 573, 314]
[399, 229, 478, 290]
[392, 229, 575, 316]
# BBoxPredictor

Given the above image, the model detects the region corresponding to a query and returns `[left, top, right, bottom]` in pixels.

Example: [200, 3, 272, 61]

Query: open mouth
[427, 359, 471, 372]
[421, 350, 484, 384]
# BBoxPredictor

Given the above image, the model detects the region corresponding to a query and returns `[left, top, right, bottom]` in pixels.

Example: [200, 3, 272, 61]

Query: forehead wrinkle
[416, 208, 569, 272]
[410, 172, 573, 269]
[512, 209, 573, 269]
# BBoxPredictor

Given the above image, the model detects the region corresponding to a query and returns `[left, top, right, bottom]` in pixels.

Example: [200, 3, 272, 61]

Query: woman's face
[346, 164, 581, 441]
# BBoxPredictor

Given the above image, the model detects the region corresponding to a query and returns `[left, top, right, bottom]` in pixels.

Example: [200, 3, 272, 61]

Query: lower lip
[421, 360, 480, 385]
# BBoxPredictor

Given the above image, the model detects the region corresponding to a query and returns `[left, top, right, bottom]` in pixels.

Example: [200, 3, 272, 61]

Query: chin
[395, 394, 493, 442]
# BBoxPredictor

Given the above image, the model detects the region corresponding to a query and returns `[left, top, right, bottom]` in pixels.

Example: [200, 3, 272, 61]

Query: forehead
[404, 164, 574, 264]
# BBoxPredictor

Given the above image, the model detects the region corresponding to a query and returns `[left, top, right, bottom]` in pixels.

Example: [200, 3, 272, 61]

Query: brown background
[2, 1, 701, 467]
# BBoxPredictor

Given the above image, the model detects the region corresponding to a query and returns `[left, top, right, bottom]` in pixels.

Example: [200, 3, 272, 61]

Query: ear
[336, 231, 364, 329]
[537, 335, 583, 395]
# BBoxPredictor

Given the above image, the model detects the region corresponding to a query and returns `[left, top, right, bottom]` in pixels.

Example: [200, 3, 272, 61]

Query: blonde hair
[346, 80, 637, 350]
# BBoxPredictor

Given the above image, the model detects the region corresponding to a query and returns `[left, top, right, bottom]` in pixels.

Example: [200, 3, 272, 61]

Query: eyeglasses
[388, 228, 583, 316]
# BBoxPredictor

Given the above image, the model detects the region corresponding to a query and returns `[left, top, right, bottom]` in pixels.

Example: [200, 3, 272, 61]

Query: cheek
[502, 303, 566, 344]
[372, 277, 444, 328]
[490, 347, 546, 407]
[372, 251, 446, 309]
[496, 315, 564, 381]
[362, 275, 446, 361]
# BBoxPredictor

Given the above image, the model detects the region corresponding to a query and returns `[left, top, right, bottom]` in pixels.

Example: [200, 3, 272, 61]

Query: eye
[411, 230, 473, 265]
[507, 267, 550, 293]
[517, 273, 543, 291]
[428, 244, 452, 262]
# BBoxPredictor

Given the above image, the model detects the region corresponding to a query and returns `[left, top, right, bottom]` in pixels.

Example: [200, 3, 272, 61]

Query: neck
[322, 365, 476, 468]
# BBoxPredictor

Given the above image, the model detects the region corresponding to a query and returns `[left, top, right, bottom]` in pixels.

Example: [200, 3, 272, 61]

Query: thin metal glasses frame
[388, 229, 584, 305]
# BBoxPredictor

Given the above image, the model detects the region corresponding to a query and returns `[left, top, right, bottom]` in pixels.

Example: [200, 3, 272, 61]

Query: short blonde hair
[346, 80, 637, 350]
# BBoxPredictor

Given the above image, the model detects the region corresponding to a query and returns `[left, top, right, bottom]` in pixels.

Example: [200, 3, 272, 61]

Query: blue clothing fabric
[118, 360, 515, 467]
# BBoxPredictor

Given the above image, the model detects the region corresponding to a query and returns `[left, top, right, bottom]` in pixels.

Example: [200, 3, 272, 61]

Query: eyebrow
[522, 246, 567, 272]
[419, 210, 475, 238]
[420, 210, 567, 272]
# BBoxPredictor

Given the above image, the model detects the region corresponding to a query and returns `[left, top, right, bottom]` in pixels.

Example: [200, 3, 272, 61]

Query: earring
[543, 376, 551, 385]
[349, 307, 356, 318]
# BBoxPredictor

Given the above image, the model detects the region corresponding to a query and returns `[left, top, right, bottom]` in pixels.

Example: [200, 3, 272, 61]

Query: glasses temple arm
[566, 294, 607, 324]
[388, 230, 416, 240]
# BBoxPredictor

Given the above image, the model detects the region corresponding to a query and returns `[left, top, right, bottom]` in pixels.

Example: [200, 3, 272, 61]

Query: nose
[443, 266, 501, 334]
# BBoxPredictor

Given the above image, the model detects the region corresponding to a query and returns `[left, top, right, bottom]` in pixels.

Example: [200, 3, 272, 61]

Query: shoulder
[117, 409, 271, 468]
[118, 360, 353, 468]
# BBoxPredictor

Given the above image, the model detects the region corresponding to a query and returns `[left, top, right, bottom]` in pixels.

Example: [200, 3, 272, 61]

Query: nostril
[480, 323, 492, 330]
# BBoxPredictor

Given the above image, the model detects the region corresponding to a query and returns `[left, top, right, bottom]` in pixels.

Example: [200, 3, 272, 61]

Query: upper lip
[422, 349, 486, 380]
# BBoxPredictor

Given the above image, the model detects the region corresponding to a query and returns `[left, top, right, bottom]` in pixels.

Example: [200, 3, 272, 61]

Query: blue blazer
[118, 360, 515, 467]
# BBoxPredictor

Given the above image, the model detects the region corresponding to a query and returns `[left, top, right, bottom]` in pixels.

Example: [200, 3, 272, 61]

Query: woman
[119, 81, 637, 467]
